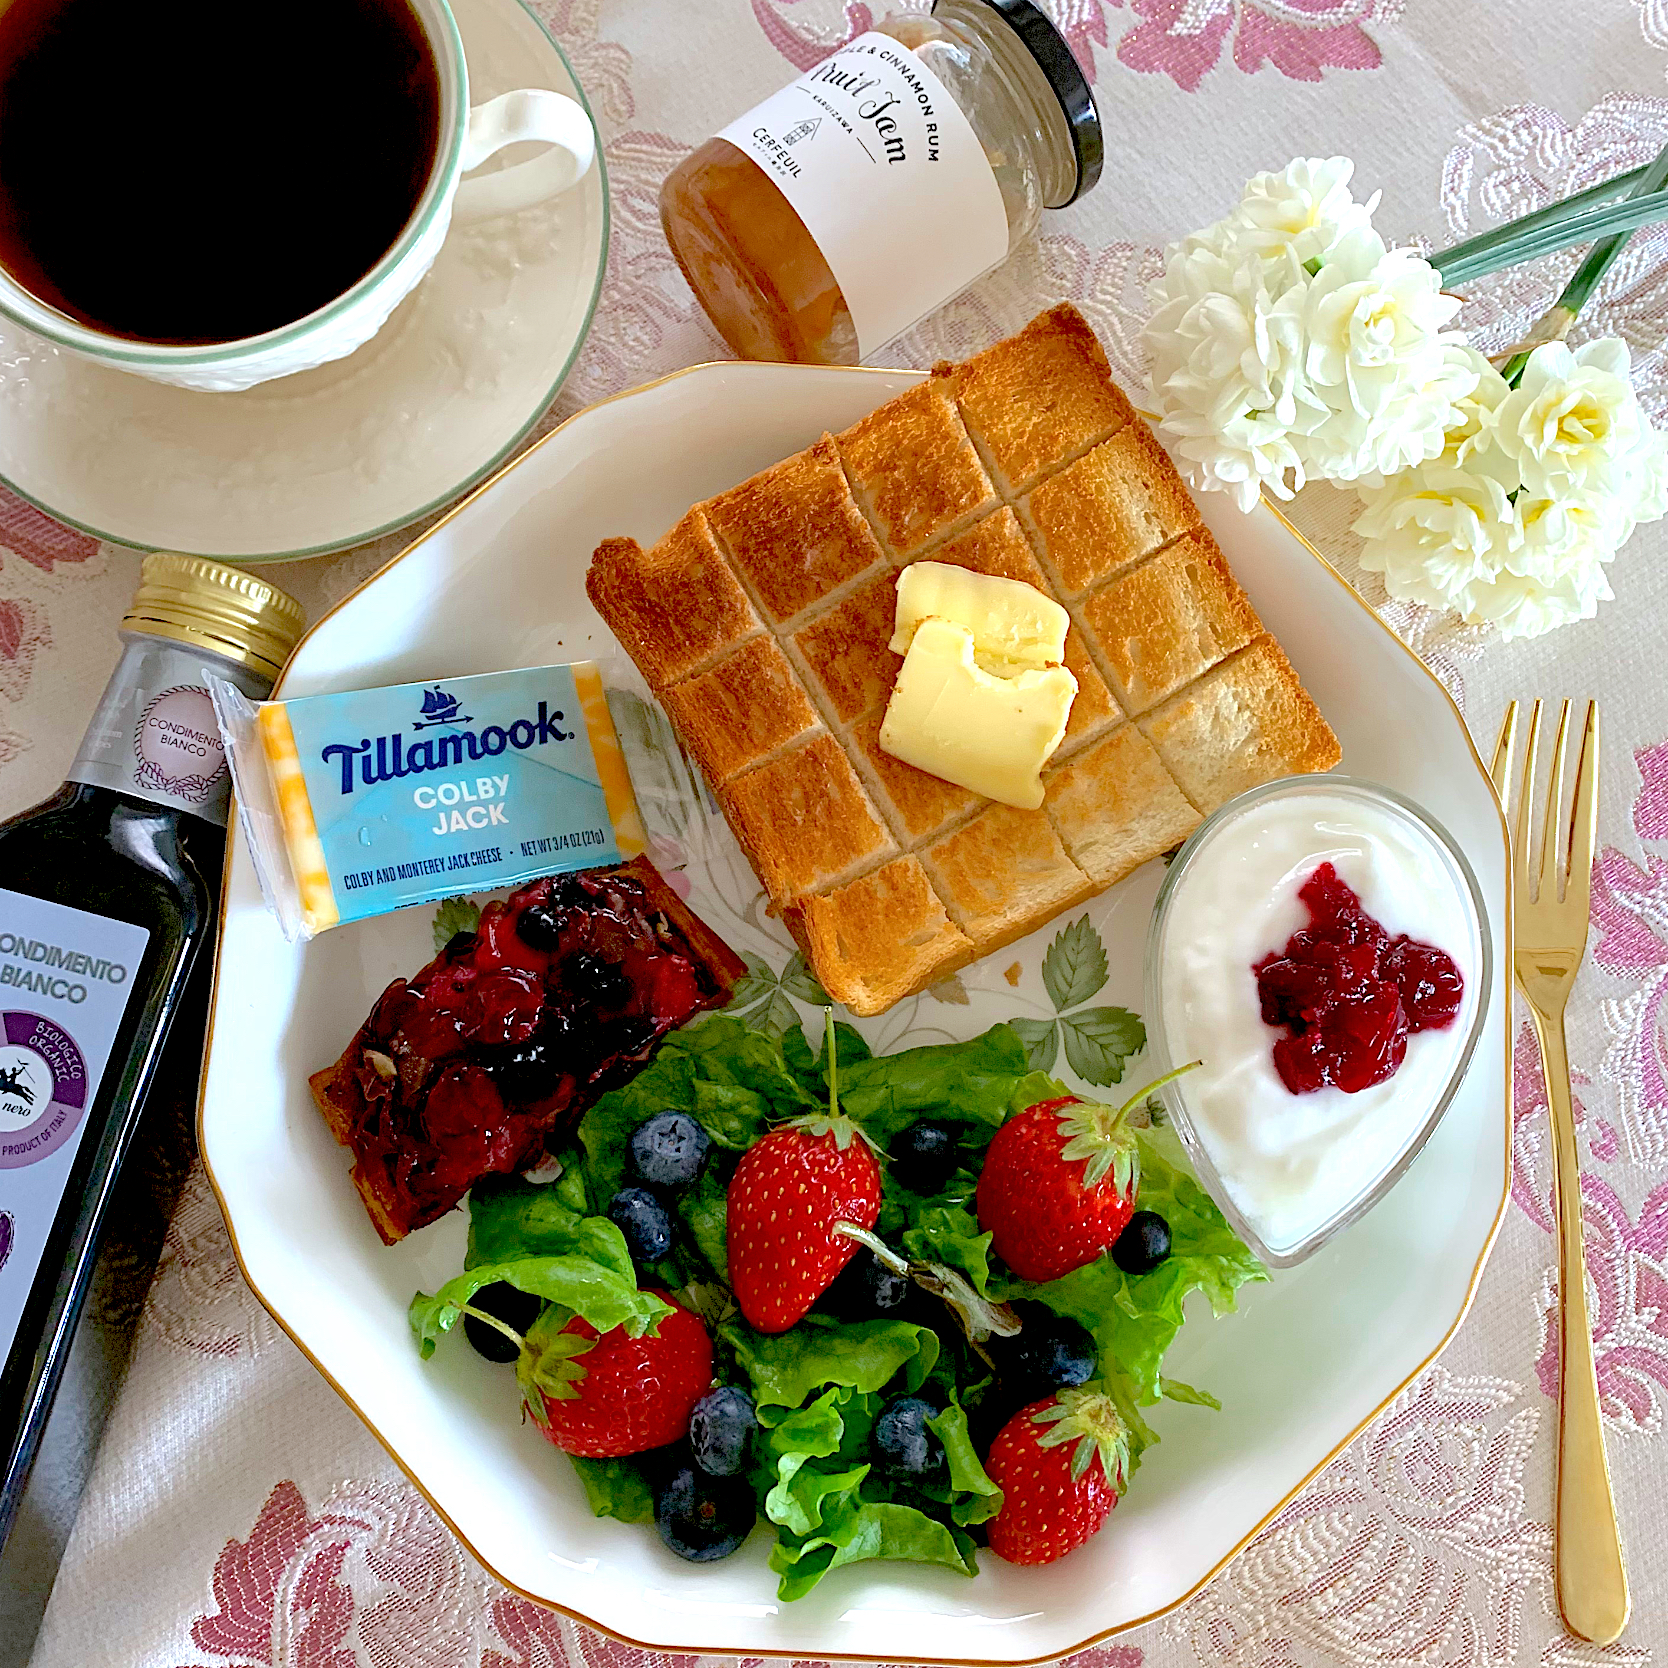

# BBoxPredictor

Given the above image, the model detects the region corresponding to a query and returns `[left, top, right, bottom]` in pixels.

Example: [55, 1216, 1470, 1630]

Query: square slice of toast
[587, 304, 1340, 1014]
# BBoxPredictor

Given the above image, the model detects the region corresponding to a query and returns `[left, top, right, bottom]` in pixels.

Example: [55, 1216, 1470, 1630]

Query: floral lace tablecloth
[4, 1, 1668, 1663]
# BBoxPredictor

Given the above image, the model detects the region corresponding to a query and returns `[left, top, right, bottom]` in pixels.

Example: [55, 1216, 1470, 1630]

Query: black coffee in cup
[0, 0, 442, 346]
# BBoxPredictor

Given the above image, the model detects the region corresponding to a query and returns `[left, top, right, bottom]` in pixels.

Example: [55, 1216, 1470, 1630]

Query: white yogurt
[1155, 784, 1482, 1260]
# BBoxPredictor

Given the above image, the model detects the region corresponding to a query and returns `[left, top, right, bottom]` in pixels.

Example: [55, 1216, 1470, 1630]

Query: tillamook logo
[320, 697, 574, 795]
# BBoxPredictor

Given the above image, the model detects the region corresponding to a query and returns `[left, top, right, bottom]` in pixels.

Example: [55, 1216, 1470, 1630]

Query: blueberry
[514, 902, 564, 951]
[443, 929, 478, 960]
[654, 1463, 756, 1561]
[608, 1187, 674, 1267]
[629, 1111, 711, 1188]
[820, 1249, 911, 1320]
[1112, 1210, 1172, 1275]
[888, 1121, 960, 1194]
[992, 1300, 1096, 1395]
[569, 952, 631, 1009]
[462, 1281, 542, 1364]
[689, 1386, 757, 1476]
[477, 1025, 569, 1102]
[873, 1395, 945, 1478]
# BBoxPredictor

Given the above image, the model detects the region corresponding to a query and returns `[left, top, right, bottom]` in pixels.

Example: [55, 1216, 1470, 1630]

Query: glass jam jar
[660, 0, 1102, 365]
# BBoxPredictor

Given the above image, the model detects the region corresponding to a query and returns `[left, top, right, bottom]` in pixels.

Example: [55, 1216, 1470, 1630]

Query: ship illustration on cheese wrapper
[209, 662, 646, 939]
[879, 563, 1078, 810]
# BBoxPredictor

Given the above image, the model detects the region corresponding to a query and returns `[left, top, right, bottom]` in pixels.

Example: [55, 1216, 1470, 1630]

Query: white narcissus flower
[1226, 156, 1380, 286]
[1433, 347, 1512, 469]
[1299, 229, 1466, 481]
[1146, 241, 1317, 511]
[1146, 159, 1665, 643]
[1341, 338, 1489, 488]
[1354, 462, 1517, 612]
[1478, 338, 1645, 501]
[1456, 560, 1615, 642]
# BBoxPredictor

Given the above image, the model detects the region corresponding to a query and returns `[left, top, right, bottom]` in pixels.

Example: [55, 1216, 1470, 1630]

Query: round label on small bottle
[132, 685, 228, 805]
[0, 1012, 89, 1169]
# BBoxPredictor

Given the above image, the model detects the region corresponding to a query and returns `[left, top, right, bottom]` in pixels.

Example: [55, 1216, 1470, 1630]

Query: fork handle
[1530, 1005, 1630, 1642]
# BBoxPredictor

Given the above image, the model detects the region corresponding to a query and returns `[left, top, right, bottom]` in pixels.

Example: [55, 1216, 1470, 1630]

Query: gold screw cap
[122, 553, 306, 682]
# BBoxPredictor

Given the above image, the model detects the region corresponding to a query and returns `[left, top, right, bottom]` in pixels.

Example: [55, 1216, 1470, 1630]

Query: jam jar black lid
[935, 0, 1103, 207]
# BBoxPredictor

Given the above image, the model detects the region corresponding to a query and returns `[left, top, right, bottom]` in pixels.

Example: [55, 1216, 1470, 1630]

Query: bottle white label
[0, 890, 149, 1368]
[718, 32, 1010, 359]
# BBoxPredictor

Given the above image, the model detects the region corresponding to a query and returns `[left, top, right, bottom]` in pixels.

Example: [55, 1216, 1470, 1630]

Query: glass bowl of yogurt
[1144, 775, 1491, 1268]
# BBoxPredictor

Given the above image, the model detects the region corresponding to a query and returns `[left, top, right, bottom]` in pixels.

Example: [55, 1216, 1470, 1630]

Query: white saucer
[0, 0, 607, 563]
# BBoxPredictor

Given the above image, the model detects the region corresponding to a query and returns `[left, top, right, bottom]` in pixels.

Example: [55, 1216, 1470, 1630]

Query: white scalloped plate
[198, 362, 1510, 1663]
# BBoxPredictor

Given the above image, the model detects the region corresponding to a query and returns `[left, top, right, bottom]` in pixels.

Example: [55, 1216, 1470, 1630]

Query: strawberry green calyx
[1052, 1060, 1201, 1193]
[515, 1309, 596, 1418]
[1032, 1387, 1132, 1492]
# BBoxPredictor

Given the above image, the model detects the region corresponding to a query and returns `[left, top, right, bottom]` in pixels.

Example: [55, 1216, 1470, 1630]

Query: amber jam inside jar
[660, 0, 1101, 366]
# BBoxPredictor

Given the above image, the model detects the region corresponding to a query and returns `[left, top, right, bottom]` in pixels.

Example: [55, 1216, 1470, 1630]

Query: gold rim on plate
[195, 362, 1514, 1664]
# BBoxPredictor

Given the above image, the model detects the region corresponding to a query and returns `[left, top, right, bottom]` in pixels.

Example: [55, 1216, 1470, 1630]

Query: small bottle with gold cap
[0, 553, 303, 1546]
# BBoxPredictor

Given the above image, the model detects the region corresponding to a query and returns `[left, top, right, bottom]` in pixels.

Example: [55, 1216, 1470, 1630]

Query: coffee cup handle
[453, 89, 595, 224]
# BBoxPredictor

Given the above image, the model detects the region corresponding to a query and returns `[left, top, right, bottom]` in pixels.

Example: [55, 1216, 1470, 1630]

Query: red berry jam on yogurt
[1148, 779, 1486, 1265]
[1255, 861, 1464, 1096]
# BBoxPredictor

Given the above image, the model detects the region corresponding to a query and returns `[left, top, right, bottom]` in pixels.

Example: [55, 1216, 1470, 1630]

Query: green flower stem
[1436, 187, 1668, 288]
[1467, 142, 1668, 387]
[1554, 139, 1668, 318]
[1430, 164, 1649, 275]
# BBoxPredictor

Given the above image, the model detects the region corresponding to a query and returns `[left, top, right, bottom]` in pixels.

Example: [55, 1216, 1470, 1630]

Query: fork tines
[1491, 698, 1599, 914]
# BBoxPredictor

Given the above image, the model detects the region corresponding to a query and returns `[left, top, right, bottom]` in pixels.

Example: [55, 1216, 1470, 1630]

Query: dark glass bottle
[0, 554, 302, 1545]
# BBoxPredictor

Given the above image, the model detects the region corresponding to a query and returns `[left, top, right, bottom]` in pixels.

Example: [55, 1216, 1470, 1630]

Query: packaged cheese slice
[208, 662, 646, 939]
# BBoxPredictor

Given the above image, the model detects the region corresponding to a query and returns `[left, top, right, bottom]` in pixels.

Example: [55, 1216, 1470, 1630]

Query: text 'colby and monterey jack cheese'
[878, 562, 1078, 810]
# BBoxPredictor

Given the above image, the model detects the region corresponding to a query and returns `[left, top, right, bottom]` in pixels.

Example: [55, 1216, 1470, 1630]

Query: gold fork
[1492, 699, 1629, 1643]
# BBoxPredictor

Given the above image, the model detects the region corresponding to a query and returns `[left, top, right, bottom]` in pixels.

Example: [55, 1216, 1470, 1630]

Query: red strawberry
[976, 1092, 1141, 1283]
[524, 1291, 712, 1457]
[985, 1390, 1130, 1565]
[728, 1113, 881, 1332]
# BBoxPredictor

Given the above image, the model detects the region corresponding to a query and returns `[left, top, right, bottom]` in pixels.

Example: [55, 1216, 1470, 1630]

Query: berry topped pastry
[310, 856, 745, 1242]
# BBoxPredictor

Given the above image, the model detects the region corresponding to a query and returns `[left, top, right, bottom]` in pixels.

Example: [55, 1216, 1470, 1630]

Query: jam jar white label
[717, 32, 1009, 358]
[0, 889, 148, 1366]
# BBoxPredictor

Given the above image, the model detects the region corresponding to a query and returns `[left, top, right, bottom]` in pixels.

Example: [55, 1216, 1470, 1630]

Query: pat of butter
[891, 561, 1069, 675]
[252, 662, 645, 935]
[879, 618, 1077, 810]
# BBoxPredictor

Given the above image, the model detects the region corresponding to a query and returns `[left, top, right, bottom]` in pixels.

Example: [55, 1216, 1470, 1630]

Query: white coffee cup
[0, 0, 594, 394]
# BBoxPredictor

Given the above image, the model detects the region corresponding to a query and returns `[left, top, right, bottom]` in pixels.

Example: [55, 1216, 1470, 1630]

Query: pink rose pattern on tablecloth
[0, 490, 100, 574]
[1592, 743, 1668, 1170]
[1112, 0, 1401, 92]
[172, 1474, 1151, 1668]
[1533, 1178, 1668, 1434]
[749, 0, 1400, 89]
